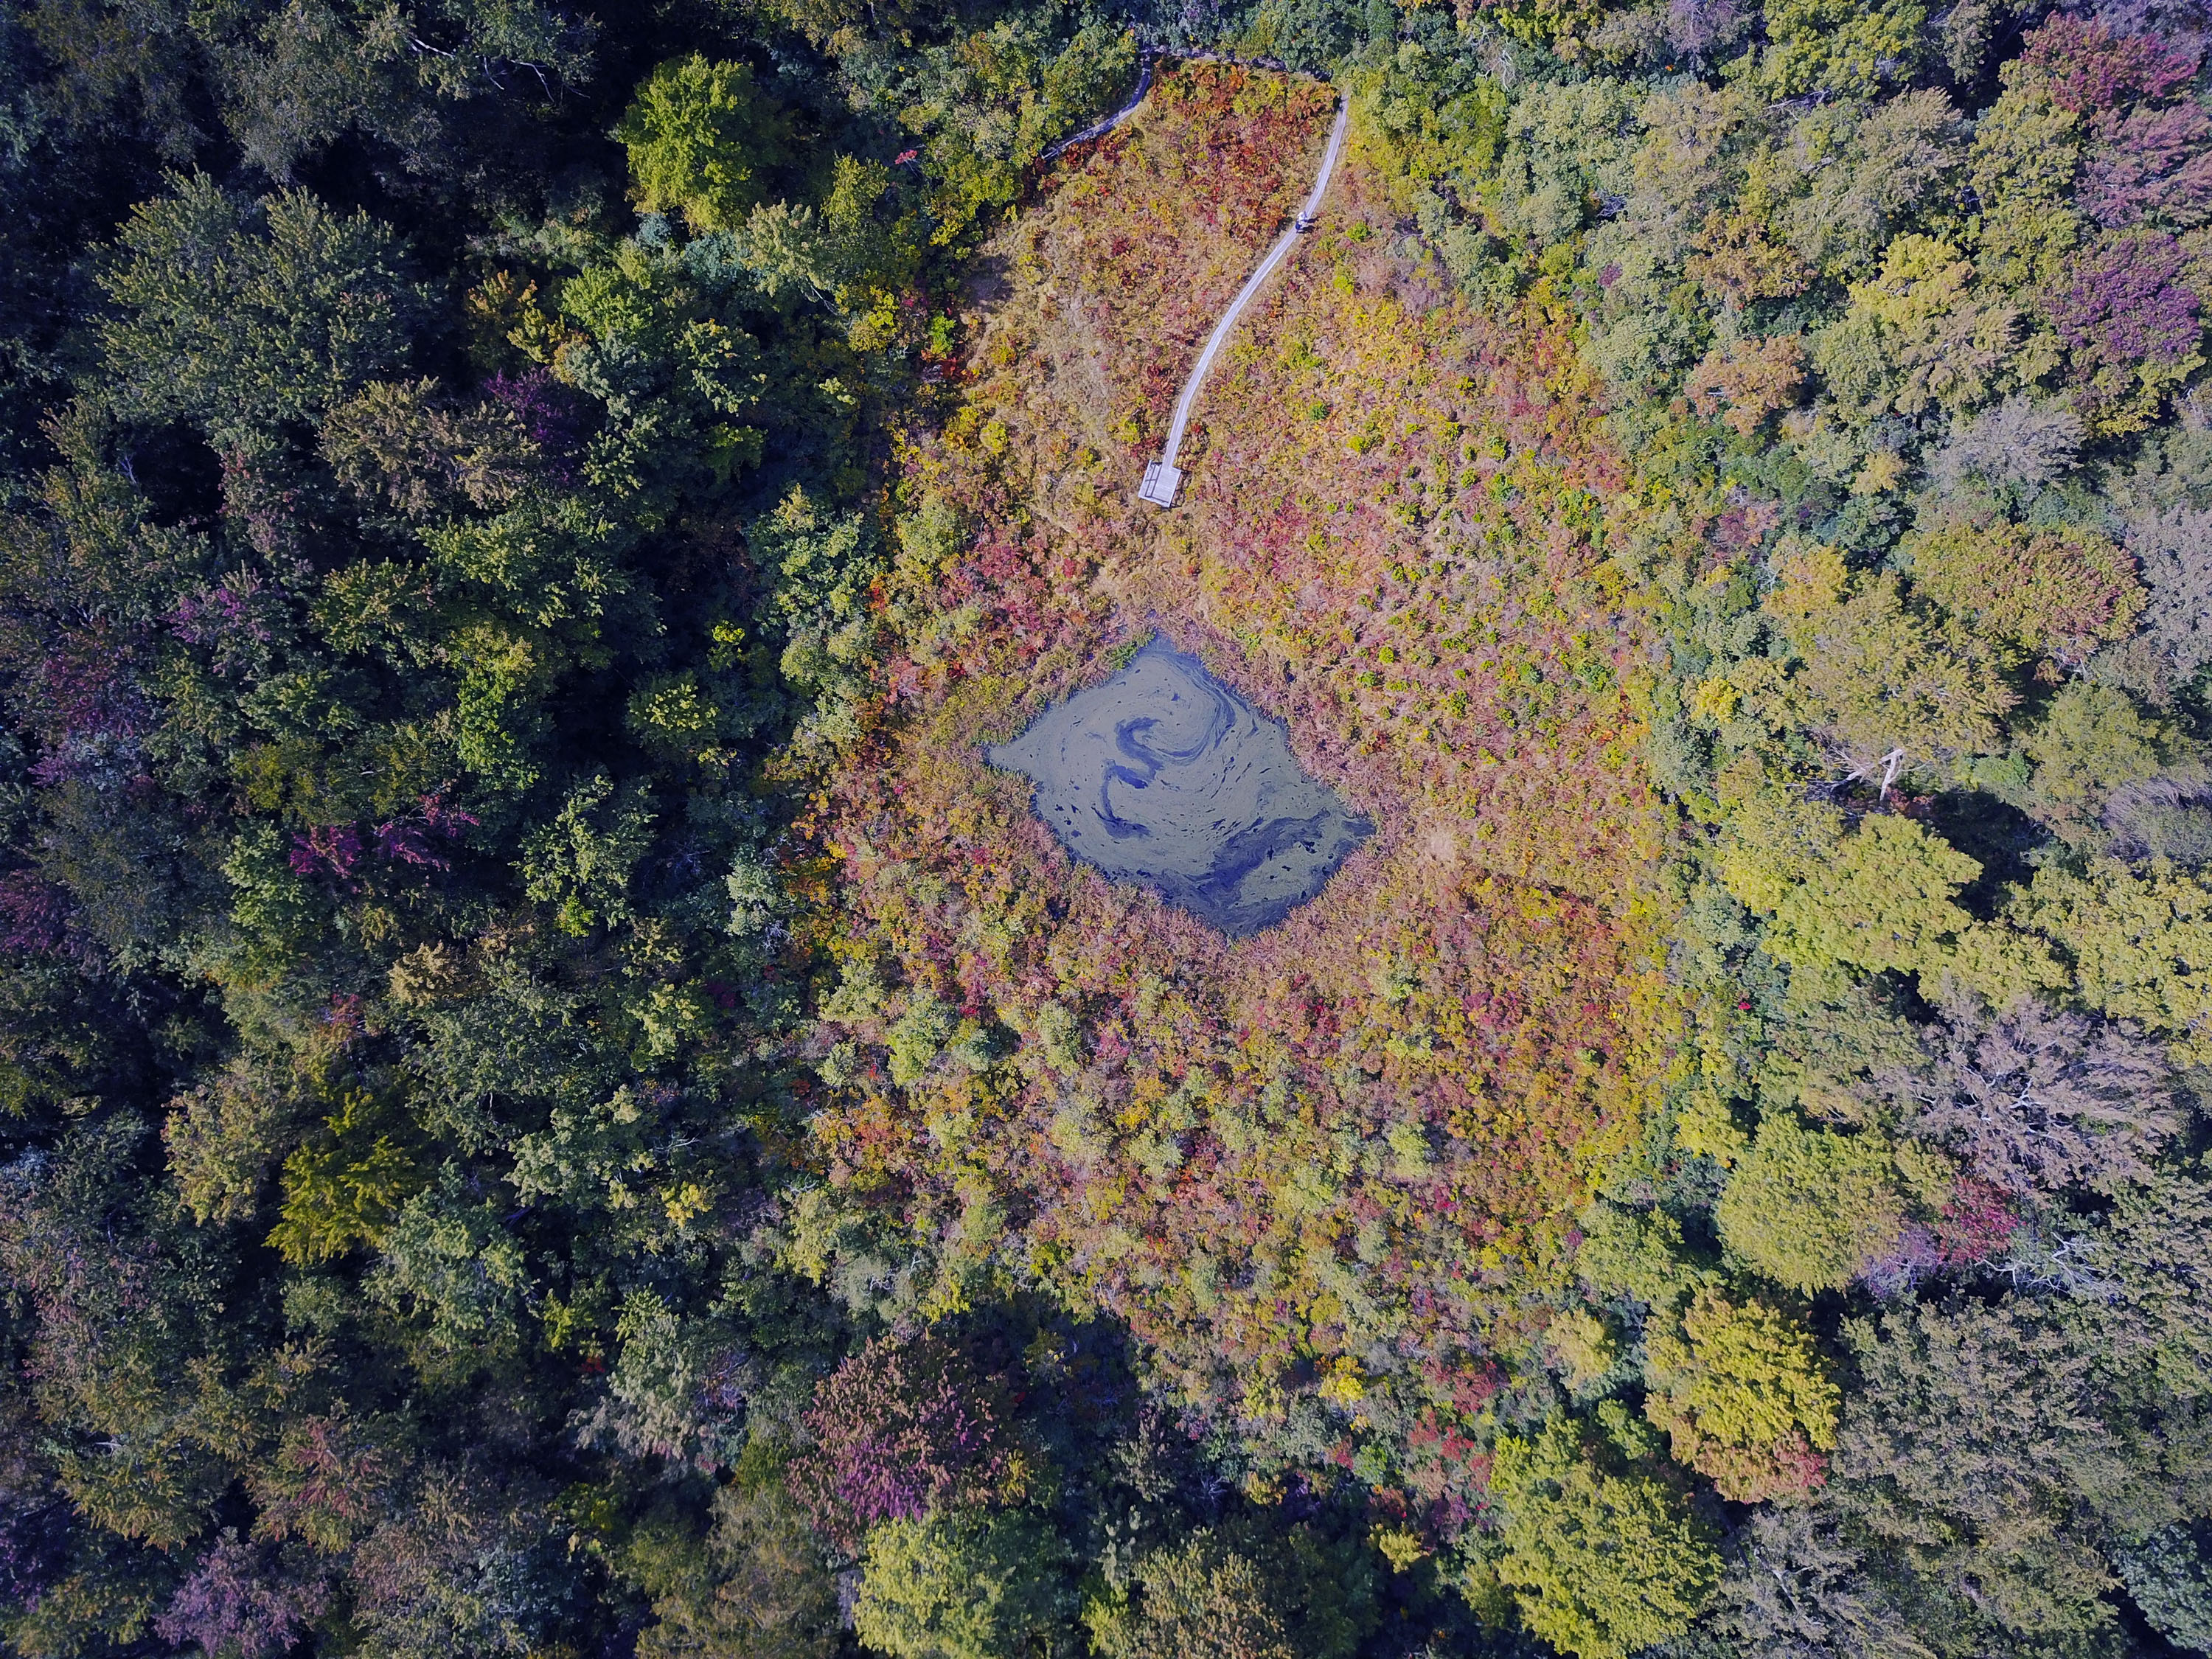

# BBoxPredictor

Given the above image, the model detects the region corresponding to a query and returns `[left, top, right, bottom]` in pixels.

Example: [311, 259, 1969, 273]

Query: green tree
[1755, 0, 1926, 98]
[1774, 92, 1964, 284]
[1835, 1301, 2137, 1643]
[1082, 1524, 1377, 1659]
[852, 1511, 1074, 1659]
[100, 176, 428, 448]
[626, 1472, 841, 1659]
[2006, 856, 2212, 1058]
[2112, 1522, 2212, 1654]
[1488, 1419, 1720, 1659]
[1644, 1287, 1841, 1502]
[1751, 544, 2016, 773]
[1717, 1504, 1939, 1659]
[1906, 522, 2145, 667]
[1812, 236, 2016, 422]
[1980, 681, 2169, 848]
[1966, 57, 2082, 293]
[1714, 1114, 1905, 1293]
[1483, 79, 1639, 248]
[616, 57, 788, 234]
[900, 21, 1136, 248]
[268, 1089, 425, 1265]
[751, 486, 883, 762]
[365, 1173, 530, 1385]
[1718, 785, 2055, 1004]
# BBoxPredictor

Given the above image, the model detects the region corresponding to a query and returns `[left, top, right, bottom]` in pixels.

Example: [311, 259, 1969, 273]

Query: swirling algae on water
[985, 635, 1373, 937]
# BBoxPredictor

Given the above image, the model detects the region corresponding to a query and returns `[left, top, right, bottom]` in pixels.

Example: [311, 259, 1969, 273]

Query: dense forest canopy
[0, 0, 2209, 1653]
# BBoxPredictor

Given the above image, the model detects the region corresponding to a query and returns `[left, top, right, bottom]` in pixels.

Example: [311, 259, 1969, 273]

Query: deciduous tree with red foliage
[787, 1333, 1026, 1551]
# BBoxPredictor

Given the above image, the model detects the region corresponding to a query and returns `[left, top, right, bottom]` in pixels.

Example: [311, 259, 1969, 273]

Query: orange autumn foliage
[1683, 335, 1807, 437]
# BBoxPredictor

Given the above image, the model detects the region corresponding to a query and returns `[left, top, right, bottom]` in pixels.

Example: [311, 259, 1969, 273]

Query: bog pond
[986, 636, 1371, 936]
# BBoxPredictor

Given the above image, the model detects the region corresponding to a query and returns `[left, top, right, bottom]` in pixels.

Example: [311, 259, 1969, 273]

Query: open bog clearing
[807, 59, 1668, 1431]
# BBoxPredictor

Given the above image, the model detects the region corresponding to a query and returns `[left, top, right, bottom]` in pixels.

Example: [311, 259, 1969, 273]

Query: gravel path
[1140, 94, 1352, 507]
[1040, 49, 1155, 162]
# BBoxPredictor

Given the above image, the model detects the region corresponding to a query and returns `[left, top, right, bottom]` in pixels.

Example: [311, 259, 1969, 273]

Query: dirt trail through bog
[1141, 94, 1351, 505]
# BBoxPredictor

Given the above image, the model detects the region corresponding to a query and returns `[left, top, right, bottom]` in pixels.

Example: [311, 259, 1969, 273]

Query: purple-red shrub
[292, 796, 476, 881]
[2081, 102, 2212, 227]
[170, 588, 262, 645]
[21, 627, 152, 787]
[290, 824, 363, 881]
[2018, 13, 2200, 114]
[0, 1496, 67, 1608]
[2048, 229, 2201, 363]
[1857, 1223, 1944, 1298]
[0, 869, 72, 956]
[155, 1531, 330, 1659]
[169, 571, 288, 684]
[1935, 1178, 2020, 1265]
[488, 369, 585, 480]
[1665, 0, 1744, 57]
[2015, 14, 2212, 234]
[786, 1333, 1019, 1550]
[372, 793, 479, 869]
[2044, 227, 2203, 425]
[247, 1412, 392, 1552]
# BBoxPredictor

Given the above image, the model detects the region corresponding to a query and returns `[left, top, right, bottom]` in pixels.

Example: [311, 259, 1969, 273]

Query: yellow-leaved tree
[1644, 1287, 1842, 1501]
